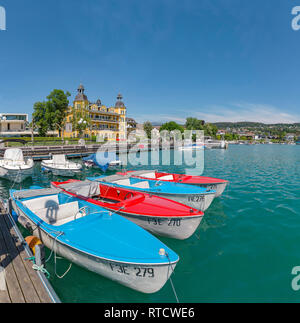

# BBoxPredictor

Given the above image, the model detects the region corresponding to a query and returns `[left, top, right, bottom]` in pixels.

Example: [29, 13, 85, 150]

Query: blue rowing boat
[9, 186, 179, 294]
[88, 174, 216, 211]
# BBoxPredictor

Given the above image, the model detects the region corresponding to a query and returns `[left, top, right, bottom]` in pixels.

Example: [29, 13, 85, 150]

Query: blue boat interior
[88, 176, 216, 195]
[11, 189, 103, 227]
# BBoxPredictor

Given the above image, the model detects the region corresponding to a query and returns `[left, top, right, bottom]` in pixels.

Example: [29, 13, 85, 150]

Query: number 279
[134, 267, 154, 278]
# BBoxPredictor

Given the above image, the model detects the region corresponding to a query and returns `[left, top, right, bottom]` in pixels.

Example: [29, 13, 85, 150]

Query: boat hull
[188, 182, 228, 198]
[0, 165, 33, 183]
[158, 192, 215, 211]
[134, 190, 215, 212]
[84, 161, 122, 171]
[51, 179, 206, 240]
[11, 200, 177, 294]
[41, 164, 81, 177]
[117, 171, 228, 198]
[119, 211, 203, 240]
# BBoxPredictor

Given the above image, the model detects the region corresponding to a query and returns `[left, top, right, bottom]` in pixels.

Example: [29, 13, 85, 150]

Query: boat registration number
[187, 195, 204, 202]
[109, 263, 155, 278]
[206, 184, 216, 190]
[147, 218, 181, 226]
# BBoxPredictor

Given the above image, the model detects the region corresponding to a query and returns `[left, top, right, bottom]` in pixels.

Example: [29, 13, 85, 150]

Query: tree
[32, 89, 70, 137]
[185, 117, 204, 130]
[278, 131, 286, 141]
[32, 102, 49, 137]
[143, 121, 153, 139]
[160, 121, 184, 133]
[204, 123, 218, 137]
[46, 89, 71, 137]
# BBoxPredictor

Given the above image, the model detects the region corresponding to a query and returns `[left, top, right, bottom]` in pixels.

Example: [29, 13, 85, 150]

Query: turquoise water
[2, 145, 300, 302]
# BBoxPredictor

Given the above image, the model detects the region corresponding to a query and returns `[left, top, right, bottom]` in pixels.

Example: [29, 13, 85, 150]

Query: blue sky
[0, 0, 300, 124]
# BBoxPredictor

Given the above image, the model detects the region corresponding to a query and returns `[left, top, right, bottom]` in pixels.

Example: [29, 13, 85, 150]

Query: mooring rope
[166, 252, 179, 303]
[45, 231, 73, 279]
[45, 231, 64, 263]
[32, 263, 51, 279]
[54, 254, 72, 279]
[10, 167, 22, 190]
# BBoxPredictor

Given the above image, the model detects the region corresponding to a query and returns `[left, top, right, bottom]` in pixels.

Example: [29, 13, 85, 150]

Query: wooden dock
[0, 203, 60, 303]
[0, 143, 134, 161]
[0, 141, 227, 161]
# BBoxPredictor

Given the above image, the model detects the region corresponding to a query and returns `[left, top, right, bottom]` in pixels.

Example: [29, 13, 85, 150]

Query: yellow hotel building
[63, 84, 127, 141]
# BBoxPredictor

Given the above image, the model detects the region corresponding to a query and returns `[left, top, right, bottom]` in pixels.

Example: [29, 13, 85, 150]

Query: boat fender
[25, 236, 42, 256]
[24, 241, 48, 278]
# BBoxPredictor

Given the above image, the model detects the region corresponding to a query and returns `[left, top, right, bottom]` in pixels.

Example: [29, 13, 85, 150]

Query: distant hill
[151, 122, 163, 126]
[149, 121, 300, 134]
[212, 122, 300, 129]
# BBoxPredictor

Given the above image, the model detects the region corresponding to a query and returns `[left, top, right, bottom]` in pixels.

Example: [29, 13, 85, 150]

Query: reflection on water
[2, 146, 300, 302]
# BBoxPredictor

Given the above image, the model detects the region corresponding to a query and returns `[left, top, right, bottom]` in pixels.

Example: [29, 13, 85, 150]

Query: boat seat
[130, 181, 150, 189]
[114, 179, 131, 186]
[157, 175, 174, 180]
[23, 195, 59, 211]
[34, 201, 79, 226]
[139, 172, 156, 179]
[52, 154, 67, 165]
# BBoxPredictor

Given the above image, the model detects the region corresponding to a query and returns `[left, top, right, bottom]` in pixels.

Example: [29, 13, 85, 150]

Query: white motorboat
[177, 144, 205, 151]
[41, 154, 82, 176]
[0, 148, 34, 183]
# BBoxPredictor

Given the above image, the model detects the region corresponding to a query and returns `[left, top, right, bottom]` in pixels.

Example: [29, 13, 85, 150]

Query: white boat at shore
[177, 144, 204, 151]
[41, 154, 82, 176]
[0, 148, 34, 183]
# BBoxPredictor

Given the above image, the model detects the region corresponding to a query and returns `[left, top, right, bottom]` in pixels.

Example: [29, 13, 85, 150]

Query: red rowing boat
[117, 170, 228, 197]
[51, 179, 204, 240]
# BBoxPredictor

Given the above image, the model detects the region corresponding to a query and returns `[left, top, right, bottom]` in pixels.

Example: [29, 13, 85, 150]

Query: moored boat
[89, 174, 216, 212]
[41, 154, 82, 176]
[9, 186, 179, 293]
[0, 148, 34, 183]
[177, 144, 205, 150]
[83, 152, 122, 172]
[51, 179, 204, 240]
[117, 170, 228, 197]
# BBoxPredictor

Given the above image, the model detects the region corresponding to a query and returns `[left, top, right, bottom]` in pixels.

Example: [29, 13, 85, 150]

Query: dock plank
[3, 214, 53, 303]
[0, 215, 25, 303]
[0, 206, 58, 303]
[0, 227, 11, 303]
[0, 214, 41, 303]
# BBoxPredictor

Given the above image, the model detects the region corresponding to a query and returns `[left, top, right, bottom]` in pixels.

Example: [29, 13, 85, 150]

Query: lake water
[2, 145, 300, 302]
